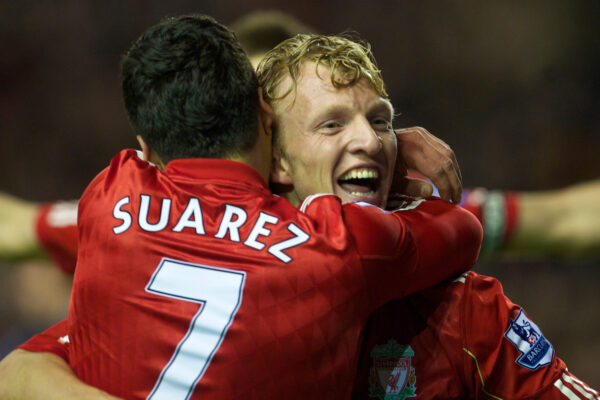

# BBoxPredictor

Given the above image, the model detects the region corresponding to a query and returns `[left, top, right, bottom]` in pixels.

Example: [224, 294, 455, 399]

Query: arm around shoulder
[0, 349, 121, 400]
[395, 198, 483, 292]
[345, 198, 483, 303]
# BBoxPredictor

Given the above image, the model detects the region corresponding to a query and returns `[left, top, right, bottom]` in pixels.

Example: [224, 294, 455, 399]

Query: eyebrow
[310, 104, 353, 124]
[368, 99, 394, 121]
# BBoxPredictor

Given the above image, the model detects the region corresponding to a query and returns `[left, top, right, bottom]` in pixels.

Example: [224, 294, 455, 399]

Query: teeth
[350, 191, 375, 196]
[340, 169, 379, 181]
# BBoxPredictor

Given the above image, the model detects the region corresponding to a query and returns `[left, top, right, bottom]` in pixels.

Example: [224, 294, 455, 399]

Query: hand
[393, 127, 462, 203]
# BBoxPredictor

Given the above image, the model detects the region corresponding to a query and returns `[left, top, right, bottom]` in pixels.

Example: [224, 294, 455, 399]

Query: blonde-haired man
[256, 33, 598, 399]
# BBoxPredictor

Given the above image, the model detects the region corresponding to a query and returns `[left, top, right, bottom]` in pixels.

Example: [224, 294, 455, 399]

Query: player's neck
[227, 132, 272, 185]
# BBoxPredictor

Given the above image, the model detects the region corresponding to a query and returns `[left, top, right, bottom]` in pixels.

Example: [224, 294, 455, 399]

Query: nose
[347, 117, 382, 156]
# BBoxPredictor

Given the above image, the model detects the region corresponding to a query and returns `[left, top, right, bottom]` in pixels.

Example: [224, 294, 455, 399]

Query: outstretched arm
[461, 180, 600, 257]
[0, 192, 41, 262]
[507, 180, 600, 257]
[394, 126, 600, 258]
[0, 193, 79, 272]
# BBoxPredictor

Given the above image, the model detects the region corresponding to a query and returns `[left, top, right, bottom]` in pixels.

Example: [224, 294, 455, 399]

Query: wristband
[460, 188, 519, 253]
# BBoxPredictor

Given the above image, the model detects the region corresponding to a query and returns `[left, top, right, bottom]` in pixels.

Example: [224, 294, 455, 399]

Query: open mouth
[337, 168, 380, 197]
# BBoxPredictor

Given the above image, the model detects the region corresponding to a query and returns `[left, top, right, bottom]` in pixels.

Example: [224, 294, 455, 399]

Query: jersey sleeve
[16, 319, 70, 363]
[342, 197, 483, 310]
[35, 201, 79, 274]
[461, 273, 599, 399]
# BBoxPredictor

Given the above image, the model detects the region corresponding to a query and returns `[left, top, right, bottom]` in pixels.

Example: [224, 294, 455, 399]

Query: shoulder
[461, 272, 514, 338]
[460, 273, 567, 398]
[80, 149, 154, 206]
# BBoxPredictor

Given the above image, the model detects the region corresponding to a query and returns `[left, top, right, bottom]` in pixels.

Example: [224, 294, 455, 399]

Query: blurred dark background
[1, 0, 599, 388]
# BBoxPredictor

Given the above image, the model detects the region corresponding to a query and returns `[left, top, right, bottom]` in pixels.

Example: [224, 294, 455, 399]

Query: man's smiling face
[270, 62, 397, 207]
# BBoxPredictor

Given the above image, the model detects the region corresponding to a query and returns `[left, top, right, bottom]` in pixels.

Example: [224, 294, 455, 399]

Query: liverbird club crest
[369, 340, 417, 400]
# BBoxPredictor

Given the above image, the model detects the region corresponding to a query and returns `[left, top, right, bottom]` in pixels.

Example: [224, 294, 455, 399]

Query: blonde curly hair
[257, 33, 388, 106]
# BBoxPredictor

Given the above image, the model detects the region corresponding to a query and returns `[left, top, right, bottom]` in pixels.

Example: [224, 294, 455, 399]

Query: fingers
[390, 175, 433, 199]
[404, 177, 434, 198]
[395, 127, 462, 203]
[431, 157, 462, 204]
[421, 130, 462, 183]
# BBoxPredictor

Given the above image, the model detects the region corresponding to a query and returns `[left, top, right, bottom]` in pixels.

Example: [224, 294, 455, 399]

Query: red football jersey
[353, 271, 599, 399]
[35, 201, 78, 274]
[20, 273, 599, 400]
[62, 149, 480, 399]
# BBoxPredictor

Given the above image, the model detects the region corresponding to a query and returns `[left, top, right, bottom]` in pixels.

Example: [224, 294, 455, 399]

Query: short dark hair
[121, 14, 259, 162]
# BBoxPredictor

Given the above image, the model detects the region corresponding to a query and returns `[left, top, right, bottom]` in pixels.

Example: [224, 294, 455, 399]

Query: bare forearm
[0, 349, 121, 400]
[0, 193, 43, 262]
[507, 180, 600, 257]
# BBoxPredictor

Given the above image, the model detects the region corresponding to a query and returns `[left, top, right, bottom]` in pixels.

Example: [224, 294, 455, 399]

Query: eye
[371, 117, 392, 131]
[317, 120, 343, 134]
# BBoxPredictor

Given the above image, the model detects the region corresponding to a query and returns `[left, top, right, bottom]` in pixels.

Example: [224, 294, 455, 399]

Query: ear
[270, 144, 293, 186]
[257, 87, 274, 137]
[136, 135, 152, 162]
[136, 135, 166, 171]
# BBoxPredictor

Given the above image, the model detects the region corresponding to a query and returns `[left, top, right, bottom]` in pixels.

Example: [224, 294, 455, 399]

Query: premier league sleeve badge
[504, 308, 555, 370]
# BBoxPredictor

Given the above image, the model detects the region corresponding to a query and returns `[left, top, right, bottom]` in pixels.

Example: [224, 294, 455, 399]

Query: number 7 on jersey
[145, 258, 246, 400]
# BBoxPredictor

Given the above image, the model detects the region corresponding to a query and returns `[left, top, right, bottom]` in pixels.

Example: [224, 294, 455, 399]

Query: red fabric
[21, 273, 600, 400]
[16, 319, 70, 362]
[62, 149, 480, 400]
[459, 188, 522, 251]
[35, 202, 78, 274]
[353, 272, 598, 399]
[503, 191, 520, 243]
[459, 188, 485, 224]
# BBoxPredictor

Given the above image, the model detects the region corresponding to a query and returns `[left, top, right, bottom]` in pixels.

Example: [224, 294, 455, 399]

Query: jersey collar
[164, 158, 269, 190]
